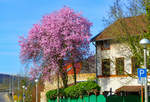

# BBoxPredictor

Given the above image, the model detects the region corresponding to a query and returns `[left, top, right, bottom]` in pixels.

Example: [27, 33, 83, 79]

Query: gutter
[92, 42, 98, 84]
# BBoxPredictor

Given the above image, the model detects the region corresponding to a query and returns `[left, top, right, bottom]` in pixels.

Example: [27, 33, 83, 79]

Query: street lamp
[22, 85, 25, 102]
[35, 79, 39, 102]
[140, 38, 150, 102]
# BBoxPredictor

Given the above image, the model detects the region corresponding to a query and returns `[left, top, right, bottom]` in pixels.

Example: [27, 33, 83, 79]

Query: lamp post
[140, 38, 150, 102]
[22, 85, 25, 102]
[35, 79, 39, 102]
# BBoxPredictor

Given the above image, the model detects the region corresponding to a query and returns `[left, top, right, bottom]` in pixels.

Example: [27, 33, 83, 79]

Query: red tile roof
[115, 86, 142, 93]
[91, 15, 148, 41]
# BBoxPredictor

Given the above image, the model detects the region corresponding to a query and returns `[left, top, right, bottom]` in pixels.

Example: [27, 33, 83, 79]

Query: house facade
[96, 40, 139, 93]
[91, 15, 149, 94]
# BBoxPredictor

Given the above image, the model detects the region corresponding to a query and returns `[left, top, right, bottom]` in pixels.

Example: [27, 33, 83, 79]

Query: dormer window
[101, 40, 110, 50]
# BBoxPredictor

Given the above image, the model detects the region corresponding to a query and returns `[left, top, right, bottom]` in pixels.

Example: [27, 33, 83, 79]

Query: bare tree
[102, 0, 150, 77]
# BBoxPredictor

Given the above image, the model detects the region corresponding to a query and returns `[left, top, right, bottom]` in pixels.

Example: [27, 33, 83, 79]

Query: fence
[106, 95, 141, 102]
[48, 95, 150, 102]
[47, 95, 106, 102]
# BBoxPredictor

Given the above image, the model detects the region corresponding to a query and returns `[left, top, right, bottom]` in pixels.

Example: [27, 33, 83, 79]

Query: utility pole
[9, 75, 11, 95]
[11, 75, 13, 95]
[140, 38, 150, 102]
[10, 75, 14, 102]
[22, 85, 25, 102]
[12, 75, 14, 96]
[18, 74, 20, 102]
[144, 47, 148, 102]
[35, 79, 39, 102]
[141, 84, 144, 102]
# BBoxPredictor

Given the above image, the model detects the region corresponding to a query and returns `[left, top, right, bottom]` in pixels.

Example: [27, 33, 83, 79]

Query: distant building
[0, 73, 10, 89]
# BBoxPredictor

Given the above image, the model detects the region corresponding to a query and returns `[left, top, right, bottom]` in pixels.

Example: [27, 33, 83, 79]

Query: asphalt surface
[0, 92, 11, 102]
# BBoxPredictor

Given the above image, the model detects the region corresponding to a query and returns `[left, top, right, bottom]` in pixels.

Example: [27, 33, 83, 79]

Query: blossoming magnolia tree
[19, 7, 92, 87]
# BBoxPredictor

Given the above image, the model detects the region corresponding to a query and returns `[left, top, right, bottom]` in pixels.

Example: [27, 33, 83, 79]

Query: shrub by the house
[46, 81, 101, 99]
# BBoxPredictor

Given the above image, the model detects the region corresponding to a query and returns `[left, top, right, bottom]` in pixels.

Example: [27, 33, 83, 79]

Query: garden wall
[40, 73, 96, 102]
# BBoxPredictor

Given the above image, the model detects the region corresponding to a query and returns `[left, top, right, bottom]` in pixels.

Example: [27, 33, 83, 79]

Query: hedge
[46, 88, 65, 99]
[46, 81, 100, 99]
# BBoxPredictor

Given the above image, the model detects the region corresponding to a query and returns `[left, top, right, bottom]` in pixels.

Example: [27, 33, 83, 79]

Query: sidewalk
[6, 94, 13, 102]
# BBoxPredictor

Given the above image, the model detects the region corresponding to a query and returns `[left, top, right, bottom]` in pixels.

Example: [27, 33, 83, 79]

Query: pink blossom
[19, 6, 92, 80]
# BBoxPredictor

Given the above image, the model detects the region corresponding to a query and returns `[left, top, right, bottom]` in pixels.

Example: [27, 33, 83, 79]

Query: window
[101, 40, 110, 50]
[131, 57, 139, 74]
[116, 58, 124, 75]
[102, 59, 110, 76]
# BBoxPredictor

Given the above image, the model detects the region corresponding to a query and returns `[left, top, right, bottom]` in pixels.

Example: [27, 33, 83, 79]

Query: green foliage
[46, 89, 57, 99]
[83, 81, 100, 92]
[64, 84, 80, 98]
[146, 0, 150, 32]
[46, 88, 65, 99]
[46, 81, 101, 99]
[65, 81, 100, 98]
[24, 83, 33, 102]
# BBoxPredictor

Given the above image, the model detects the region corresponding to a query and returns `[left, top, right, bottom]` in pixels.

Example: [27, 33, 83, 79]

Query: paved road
[0, 92, 11, 102]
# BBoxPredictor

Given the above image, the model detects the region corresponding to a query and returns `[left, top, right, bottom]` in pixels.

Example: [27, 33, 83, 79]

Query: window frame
[101, 40, 110, 50]
[115, 57, 125, 75]
[131, 56, 139, 74]
[102, 59, 111, 76]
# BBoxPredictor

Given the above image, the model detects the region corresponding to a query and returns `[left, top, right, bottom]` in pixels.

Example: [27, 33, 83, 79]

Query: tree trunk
[72, 62, 77, 85]
[59, 59, 68, 88]
[57, 73, 59, 102]
[61, 70, 68, 88]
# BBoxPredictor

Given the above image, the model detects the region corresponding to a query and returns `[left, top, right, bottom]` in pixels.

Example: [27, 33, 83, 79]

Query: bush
[64, 81, 100, 98]
[83, 81, 100, 92]
[46, 89, 57, 99]
[64, 85, 80, 98]
[46, 88, 65, 99]
[46, 81, 101, 99]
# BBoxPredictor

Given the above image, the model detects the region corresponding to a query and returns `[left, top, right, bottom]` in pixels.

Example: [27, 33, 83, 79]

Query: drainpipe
[92, 42, 98, 83]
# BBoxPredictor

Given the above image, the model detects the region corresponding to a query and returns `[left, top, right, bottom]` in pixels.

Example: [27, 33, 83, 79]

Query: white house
[91, 15, 149, 94]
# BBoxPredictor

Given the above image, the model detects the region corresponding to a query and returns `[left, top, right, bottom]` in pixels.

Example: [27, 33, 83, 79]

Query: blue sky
[0, 0, 114, 74]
